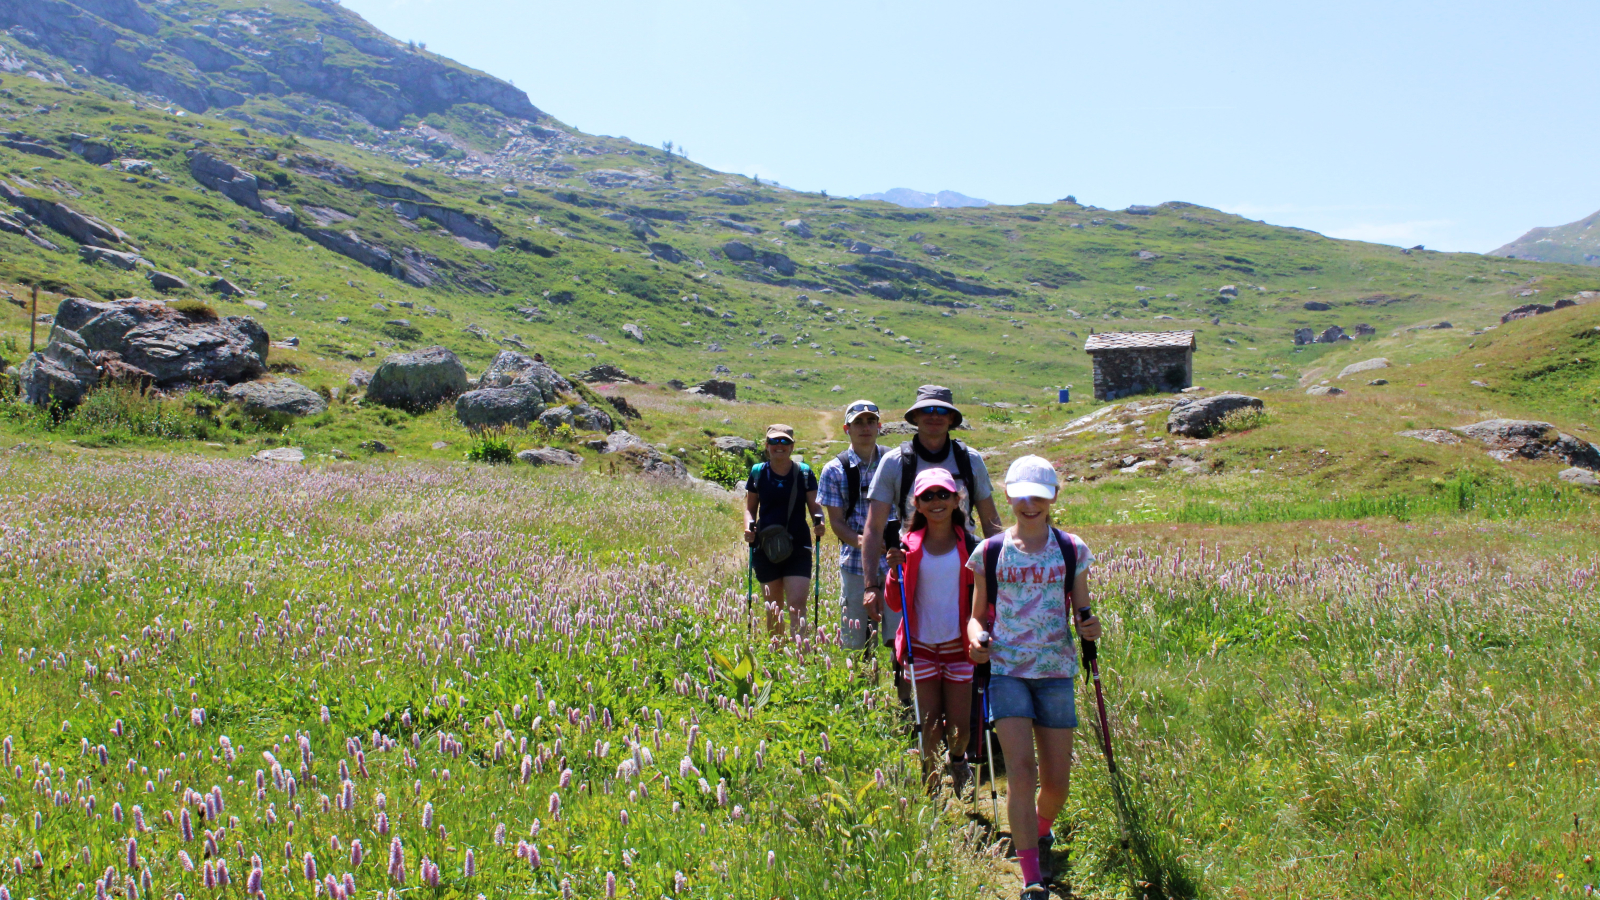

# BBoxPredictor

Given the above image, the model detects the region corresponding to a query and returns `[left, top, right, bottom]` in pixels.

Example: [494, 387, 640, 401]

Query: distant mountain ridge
[1491, 209, 1600, 266]
[857, 188, 991, 209]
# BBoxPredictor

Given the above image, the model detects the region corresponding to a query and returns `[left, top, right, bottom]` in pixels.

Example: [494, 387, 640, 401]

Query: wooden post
[28, 284, 38, 353]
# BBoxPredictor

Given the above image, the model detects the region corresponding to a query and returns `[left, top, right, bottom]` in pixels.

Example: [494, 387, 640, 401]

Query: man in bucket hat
[818, 399, 891, 651]
[861, 385, 1003, 630]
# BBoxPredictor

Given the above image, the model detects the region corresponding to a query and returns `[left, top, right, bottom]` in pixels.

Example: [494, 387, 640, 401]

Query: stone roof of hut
[1083, 331, 1197, 352]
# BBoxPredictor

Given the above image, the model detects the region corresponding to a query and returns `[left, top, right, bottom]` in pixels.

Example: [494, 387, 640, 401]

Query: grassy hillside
[1491, 208, 1600, 267]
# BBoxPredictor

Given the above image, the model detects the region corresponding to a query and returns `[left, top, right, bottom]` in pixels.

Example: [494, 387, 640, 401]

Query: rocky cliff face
[0, 0, 541, 128]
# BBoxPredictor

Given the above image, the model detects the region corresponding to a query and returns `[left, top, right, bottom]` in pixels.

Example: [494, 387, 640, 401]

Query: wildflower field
[0, 451, 1597, 899]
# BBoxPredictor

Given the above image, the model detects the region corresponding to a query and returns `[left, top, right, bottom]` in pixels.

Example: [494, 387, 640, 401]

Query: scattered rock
[1457, 420, 1600, 469]
[1305, 386, 1346, 396]
[868, 281, 903, 300]
[712, 436, 757, 453]
[1368, 378, 1389, 385]
[1398, 429, 1460, 444]
[722, 241, 755, 261]
[537, 405, 575, 431]
[476, 350, 571, 397]
[1303, 301, 1332, 311]
[79, 246, 147, 270]
[1502, 303, 1554, 323]
[1353, 323, 1376, 336]
[254, 447, 305, 463]
[599, 430, 688, 480]
[606, 394, 642, 420]
[1338, 357, 1389, 379]
[622, 323, 644, 343]
[685, 379, 736, 401]
[432, 441, 450, 450]
[457, 385, 547, 429]
[1293, 327, 1315, 346]
[647, 242, 686, 264]
[1316, 326, 1349, 343]
[577, 363, 641, 384]
[147, 270, 189, 292]
[348, 369, 372, 387]
[1165, 393, 1264, 437]
[243, 299, 268, 311]
[1429, 321, 1453, 330]
[226, 378, 328, 417]
[518, 447, 582, 467]
[366, 345, 469, 411]
[209, 278, 247, 298]
[1559, 467, 1600, 488]
[783, 219, 813, 238]
[1217, 285, 1238, 297]
[359, 440, 394, 454]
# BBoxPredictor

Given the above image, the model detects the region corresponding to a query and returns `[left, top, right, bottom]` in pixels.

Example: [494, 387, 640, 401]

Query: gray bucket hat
[904, 384, 963, 427]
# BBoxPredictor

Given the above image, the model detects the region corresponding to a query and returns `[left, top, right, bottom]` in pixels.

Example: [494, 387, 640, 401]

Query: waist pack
[756, 462, 801, 563]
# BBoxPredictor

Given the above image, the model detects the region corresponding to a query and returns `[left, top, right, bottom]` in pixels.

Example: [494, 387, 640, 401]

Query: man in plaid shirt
[818, 399, 891, 651]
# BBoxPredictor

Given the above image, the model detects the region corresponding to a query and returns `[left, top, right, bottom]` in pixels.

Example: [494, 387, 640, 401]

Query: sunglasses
[847, 402, 880, 414]
[766, 438, 793, 446]
[919, 406, 955, 417]
[916, 489, 955, 501]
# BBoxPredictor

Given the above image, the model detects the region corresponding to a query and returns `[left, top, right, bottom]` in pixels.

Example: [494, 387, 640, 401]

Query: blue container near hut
[1057, 388, 1070, 404]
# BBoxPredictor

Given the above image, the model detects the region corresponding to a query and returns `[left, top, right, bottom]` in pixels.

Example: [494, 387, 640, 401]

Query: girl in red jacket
[886, 467, 979, 792]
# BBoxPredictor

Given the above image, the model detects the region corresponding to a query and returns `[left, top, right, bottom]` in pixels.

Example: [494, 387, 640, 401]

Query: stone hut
[1084, 331, 1196, 400]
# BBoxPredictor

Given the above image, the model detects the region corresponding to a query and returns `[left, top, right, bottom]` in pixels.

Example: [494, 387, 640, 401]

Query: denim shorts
[988, 674, 1078, 729]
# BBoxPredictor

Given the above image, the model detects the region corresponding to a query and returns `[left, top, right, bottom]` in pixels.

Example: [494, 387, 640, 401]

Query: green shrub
[464, 428, 516, 464]
[66, 386, 200, 443]
[700, 449, 748, 489]
[1214, 406, 1270, 434]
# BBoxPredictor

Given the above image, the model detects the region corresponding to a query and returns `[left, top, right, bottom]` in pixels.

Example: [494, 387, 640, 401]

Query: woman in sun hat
[744, 424, 826, 636]
[966, 455, 1100, 899]
[883, 467, 981, 794]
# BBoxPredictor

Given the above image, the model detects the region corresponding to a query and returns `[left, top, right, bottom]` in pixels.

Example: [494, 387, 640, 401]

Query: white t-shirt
[913, 545, 963, 644]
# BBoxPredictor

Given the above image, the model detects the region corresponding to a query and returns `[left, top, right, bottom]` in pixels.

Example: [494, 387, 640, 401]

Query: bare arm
[859, 498, 891, 622]
[974, 496, 1004, 538]
[825, 504, 858, 549]
[967, 560, 991, 663]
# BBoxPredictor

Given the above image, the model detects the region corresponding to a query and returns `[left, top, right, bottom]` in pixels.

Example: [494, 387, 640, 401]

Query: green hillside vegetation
[1491, 208, 1600, 267]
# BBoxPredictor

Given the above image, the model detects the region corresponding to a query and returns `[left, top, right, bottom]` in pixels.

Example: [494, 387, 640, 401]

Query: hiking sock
[1018, 849, 1041, 886]
[1037, 814, 1055, 840]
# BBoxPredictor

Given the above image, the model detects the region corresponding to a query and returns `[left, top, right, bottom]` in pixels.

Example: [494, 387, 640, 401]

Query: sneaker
[1020, 883, 1051, 900]
[947, 758, 971, 798]
[1038, 833, 1055, 885]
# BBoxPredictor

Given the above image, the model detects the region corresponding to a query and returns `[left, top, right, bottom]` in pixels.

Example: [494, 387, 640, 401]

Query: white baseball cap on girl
[1004, 454, 1059, 500]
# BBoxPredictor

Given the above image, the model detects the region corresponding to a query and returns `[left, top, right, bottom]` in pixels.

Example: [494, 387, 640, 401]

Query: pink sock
[1038, 814, 1055, 839]
[1018, 848, 1041, 885]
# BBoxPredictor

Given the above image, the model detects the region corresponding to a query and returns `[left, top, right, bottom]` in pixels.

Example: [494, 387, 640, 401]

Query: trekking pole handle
[1076, 607, 1098, 664]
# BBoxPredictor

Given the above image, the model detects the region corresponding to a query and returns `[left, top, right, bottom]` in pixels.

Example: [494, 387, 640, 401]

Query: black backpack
[834, 445, 887, 519]
[895, 438, 979, 527]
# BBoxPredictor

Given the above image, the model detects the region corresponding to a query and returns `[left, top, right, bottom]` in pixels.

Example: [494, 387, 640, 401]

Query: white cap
[1004, 454, 1059, 501]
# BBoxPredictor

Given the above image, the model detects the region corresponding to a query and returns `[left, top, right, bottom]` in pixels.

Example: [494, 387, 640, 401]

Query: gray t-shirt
[867, 440, 993, 523]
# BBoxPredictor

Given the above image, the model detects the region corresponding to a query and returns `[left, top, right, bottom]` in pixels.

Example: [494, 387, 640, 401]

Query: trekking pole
[812, 534, 821, 633]
[1079, 612, 1138, 900]
[898, 567, 923, 769]
[746, 545, 755, 637]
[977, 634, 1000, 830]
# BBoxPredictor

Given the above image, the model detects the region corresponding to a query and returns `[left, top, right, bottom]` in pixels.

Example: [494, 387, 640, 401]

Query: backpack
[834, 445, 886, 519]
[979, 528, 1078, 625]
[895, 438, 979, 527]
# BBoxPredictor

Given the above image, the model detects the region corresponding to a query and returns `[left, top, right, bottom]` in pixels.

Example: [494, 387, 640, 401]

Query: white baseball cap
[1004, 455, 1059, 500]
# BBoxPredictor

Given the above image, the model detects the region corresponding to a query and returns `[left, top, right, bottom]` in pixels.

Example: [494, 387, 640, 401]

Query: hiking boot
[1038, 833, 1056, 885]
[1020, 883, 1051, 900]
[947, 758, 971, 798]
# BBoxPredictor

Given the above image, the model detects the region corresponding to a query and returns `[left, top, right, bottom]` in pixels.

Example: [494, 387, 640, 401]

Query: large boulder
[1338, 357, 1389, 379]
[456, 384, 546, 428]
[17, 331, 99, 407]
[1457, 420, 1600, 470]
[782, 219, 813, 239]
[226, 378, 328, 417]
[1502, 303, 1554, 323]
[685, 379, 737, 401]
[19, 298, 269, 407]
[366, 345, 469, 411]
[1165, 393, 1265, 437]
[712, 435, 758, 453]
[476, 351, 571, 400]
[572, 403, 614, 433]
[599, 430, 688, 481]
[148, 270, 190, 292]
[577, 363, 640, 384]
[722, 241, 755, 261]
[537, 404, 574, 431]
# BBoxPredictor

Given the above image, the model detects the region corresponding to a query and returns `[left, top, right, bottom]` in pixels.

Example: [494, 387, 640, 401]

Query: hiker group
[741, 386, 1104, 900]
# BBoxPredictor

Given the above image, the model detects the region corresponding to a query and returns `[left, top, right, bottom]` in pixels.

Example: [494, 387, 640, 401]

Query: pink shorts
[907, 638, 974, 684]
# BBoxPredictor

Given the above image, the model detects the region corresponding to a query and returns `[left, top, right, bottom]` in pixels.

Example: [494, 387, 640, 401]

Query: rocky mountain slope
[857, 188, 992, 209]
[1491, 208, 1600, 267]
[0, 0, 1597, 420]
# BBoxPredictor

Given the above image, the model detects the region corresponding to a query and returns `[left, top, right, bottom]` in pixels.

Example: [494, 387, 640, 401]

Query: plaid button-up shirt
[818, 446, 889, 577]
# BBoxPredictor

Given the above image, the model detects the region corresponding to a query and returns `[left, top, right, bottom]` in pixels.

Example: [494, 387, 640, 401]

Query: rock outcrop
[685, 379, 736, 401]
[366, 345, 468, 411]
[1165, 393, 1264, 437]
[599, 430, 688, 480]
[19, 298, 268, 407]
[577, 363, 640, 384]
[453, 351, 572, 428]
[1338, 358, 1389, 379]
[518, 447, 582, 467]
[1456, 420, 1600, 470]
[0, 176, 134, 249]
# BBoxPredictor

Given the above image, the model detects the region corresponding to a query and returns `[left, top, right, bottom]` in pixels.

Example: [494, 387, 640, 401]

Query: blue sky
[341, 0, 1600, 253]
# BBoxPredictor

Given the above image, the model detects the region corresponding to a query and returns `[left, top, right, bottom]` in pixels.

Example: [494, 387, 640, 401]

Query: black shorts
[751, 544, 813, 583]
